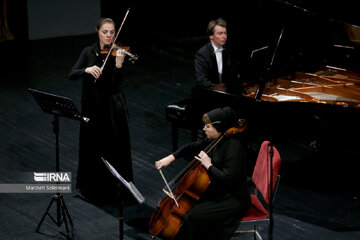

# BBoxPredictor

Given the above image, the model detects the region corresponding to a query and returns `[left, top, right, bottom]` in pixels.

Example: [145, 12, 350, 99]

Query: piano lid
[240, 0, 360, 106]
[241, 0, 359, 71]
[271, 0, 360, 26]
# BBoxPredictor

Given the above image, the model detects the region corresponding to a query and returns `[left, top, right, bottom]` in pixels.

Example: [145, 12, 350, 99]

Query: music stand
[29, 88, 88, 239]
[102, 157, 145, 240]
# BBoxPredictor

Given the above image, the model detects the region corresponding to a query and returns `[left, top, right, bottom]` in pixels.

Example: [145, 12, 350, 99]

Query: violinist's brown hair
[95, 18, 116, 32]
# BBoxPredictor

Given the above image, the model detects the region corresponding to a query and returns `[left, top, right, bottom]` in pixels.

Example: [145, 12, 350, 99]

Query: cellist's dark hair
[202, 114, 211, 125]
[95, 18, 116, 32]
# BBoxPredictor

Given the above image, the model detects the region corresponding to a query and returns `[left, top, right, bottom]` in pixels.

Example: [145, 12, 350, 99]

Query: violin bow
[94, 8, 131, 83]
[159, 169, 180, 208]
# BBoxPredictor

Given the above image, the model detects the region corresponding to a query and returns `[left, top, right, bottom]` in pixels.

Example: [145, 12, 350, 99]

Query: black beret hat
[206, 107, 237, 132]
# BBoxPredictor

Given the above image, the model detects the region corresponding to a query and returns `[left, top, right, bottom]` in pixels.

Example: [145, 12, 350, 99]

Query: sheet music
[102, 157, 145, 204]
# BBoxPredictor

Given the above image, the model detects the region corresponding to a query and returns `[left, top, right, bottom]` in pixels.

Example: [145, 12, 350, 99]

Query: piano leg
[171, 124, 201, 151]
[171, 124, 179, 152]
[191, 129, 198, 142]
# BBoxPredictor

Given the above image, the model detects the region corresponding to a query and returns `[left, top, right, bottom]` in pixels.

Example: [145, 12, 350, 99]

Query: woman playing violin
[155, 107, 251, 240]
[68, 18, 133, 204]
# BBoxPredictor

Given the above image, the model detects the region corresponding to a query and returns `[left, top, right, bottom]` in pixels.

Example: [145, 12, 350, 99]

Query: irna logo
[34, 172, 71, 182]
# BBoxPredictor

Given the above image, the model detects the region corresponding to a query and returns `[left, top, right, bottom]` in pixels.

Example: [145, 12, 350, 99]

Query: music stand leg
[118, 183, 124, 240]
[36, 195, 56, 232]
[36, 193, 73, 238]
[36, 114, 73, 239]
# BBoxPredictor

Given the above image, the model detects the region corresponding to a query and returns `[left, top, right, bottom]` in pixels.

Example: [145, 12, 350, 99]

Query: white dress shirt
[212, 44, 224, 82]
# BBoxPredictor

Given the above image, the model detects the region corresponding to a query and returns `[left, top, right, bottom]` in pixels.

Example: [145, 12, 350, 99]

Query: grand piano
[165, 0, 360, 190]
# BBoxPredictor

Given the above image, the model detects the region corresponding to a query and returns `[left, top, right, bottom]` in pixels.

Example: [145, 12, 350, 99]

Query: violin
[148, 119, 247, 240]
[95, 8, 132, 83]
[100, 42, 139, 63]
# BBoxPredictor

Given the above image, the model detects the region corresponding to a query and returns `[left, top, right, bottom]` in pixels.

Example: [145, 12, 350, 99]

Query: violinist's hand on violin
[115, 49, 125, 68]
[195, 151, 212, 170]
[155, 154, 175, 170]
[85, 65, 102, 79]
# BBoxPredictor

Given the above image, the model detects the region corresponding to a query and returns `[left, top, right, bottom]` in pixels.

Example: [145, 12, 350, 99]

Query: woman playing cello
[155, 107, 251, 240]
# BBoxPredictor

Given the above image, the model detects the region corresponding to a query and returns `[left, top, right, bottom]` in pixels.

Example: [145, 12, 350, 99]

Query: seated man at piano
[193, 18, 242, 96]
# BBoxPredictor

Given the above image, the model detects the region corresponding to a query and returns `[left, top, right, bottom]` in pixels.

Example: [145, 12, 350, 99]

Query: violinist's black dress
[68, 42, 133, 204]
[173, 136, 251, 240]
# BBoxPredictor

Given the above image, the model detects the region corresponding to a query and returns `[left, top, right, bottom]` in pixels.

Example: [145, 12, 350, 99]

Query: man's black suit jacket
[194, 42, 239, 94]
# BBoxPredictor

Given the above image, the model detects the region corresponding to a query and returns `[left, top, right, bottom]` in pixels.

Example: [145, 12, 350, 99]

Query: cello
[148, 119, 247, 240]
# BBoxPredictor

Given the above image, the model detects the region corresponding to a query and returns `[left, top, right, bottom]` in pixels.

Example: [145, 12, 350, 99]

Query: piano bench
[165, 98, 202, 151]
